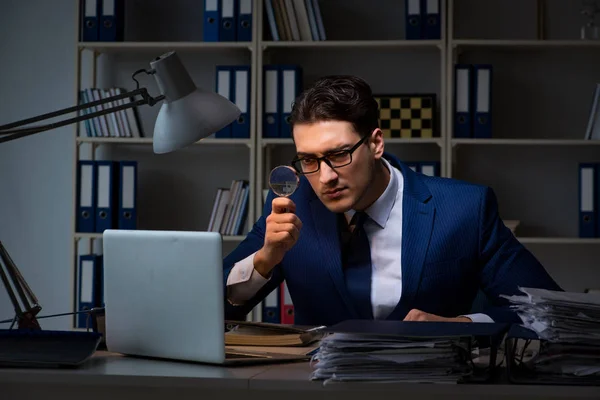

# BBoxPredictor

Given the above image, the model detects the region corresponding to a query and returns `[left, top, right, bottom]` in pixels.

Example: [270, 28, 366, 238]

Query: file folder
[279, 65, 302, 138]
[419, 161, 440, 177]
[95, 161, 119, 233]
[237, 0, 252, 41]
[405, 0, 422, 40]
[280, 281, 294, 324]
[422, 0, 441, 39]
[98, 0, 125, 42]
[77, 160, 96, 233]
[204, 0, 220, 42]
[118, 161, 137, 230]
[325, 319, 510, 382]
[232, 66, 251, 138]
[579, 163, 597, 238]
[505, 324, 600, 386]
[215, 66, 233, 137]
[220, 0, 236, 41]
[80, 0, 99, 42]
[77, 255, 99, 329]
[473, 64, 493, 138]
[454, 64, 473, 138]
[263, 65, 280, 138]
[262, 285, 281, 323]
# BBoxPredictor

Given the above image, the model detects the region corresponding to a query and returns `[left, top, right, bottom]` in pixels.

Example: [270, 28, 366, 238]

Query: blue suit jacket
[223, 153, 562, 325]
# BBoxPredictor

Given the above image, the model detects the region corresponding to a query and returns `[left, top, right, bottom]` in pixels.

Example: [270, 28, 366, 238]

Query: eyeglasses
[291, 135, 369, 175]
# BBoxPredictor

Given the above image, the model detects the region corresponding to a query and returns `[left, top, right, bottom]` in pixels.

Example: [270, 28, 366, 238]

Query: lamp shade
[150, 51, 241, 154]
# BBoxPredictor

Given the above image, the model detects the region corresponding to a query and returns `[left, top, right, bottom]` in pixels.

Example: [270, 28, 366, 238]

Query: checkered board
[375, 94, 436, 138]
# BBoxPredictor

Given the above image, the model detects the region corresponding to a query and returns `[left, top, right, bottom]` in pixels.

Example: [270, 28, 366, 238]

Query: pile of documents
[502, 287, 600, 379]
[309, 332, 474, 384]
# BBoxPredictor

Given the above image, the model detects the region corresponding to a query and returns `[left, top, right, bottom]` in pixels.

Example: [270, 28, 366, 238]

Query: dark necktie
[340, 211, 373, 319]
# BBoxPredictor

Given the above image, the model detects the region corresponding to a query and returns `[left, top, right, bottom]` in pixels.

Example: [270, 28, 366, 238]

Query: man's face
[293, 120, 380, 213]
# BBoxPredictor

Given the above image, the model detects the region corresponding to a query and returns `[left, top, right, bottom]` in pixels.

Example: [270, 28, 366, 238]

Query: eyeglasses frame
[291, 134, 370, 175]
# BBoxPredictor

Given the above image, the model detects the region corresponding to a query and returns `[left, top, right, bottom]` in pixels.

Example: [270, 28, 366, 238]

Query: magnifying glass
[269, 165, 299, 197]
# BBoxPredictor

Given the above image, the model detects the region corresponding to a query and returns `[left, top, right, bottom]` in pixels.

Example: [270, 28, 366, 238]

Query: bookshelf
[69, 0, 600, 327]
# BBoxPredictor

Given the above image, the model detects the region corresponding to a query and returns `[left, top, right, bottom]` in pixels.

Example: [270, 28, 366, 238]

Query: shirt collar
[345, 158, 401, 229]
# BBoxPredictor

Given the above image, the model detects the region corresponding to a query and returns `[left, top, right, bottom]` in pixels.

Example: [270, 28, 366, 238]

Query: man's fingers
[272, 197, 296, 214]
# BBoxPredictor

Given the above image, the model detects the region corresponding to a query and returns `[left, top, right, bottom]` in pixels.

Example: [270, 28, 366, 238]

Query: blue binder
[236, 0, 252, 41]
[76, 160, 96, 233]
[262, 285, 281, 323]
[232, 66, 251, 138]
[454, 64, 473, 138]
[473, 64, 493, 138]
[220, 0, 237, 41]
[419, 161, 440, 177]
[204, 0, 220, 42]
[215, 65, 233, 138]
[279, 65, 302, 138]
[422, 0, 441, 39]
[579, 163, 597, 238]
[80, 0, 99, 41]
[405, 0, 422, 40]
[77, 255, 100, 329]
[98, 0, 125, 42]
[118, 161, 137, 230]
[95, 160, 119, 233]
[263, 65, 280, 138]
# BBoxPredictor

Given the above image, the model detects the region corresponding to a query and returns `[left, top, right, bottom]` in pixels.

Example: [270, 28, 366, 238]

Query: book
[224, 320, 325, 347]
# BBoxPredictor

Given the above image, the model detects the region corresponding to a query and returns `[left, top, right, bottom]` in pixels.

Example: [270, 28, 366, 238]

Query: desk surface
[1, 351, 599, 399]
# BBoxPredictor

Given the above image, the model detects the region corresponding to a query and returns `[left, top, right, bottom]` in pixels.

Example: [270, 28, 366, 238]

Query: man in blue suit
[223, 75, 561, 326]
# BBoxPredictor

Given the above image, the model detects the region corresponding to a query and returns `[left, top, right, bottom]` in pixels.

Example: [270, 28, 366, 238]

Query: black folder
[505, 324, 600, 386]
[323, 320, 510, 383]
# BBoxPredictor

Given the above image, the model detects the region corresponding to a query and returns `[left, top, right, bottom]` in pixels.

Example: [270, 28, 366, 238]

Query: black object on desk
[0, 329, 101, 368]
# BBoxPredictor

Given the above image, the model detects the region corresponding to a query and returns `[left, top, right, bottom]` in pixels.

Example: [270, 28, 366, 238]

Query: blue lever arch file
[77, 160, 96, 233]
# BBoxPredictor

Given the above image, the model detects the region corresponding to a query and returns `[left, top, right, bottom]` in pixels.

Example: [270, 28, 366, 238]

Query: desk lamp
[0, 51, 241, 332]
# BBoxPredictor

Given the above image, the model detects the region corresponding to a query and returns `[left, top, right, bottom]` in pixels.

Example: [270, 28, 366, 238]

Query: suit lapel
[384, 156, 435, 319]
[399, 195, 435, 309]
[310, 198, 360, 319]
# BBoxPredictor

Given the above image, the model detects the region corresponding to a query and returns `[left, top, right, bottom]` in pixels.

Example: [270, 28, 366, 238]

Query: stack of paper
[502, 287, 600, 379]
[309, 332, 473, 384]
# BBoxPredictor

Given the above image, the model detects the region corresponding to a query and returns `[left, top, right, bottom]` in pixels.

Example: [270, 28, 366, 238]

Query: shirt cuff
[226, 252, 270, 305]
[462, 313, 494, 323]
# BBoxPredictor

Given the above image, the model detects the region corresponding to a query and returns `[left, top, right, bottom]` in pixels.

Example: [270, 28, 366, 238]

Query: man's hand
[403, 309, 472, 323]
[254, 197, 303, 278]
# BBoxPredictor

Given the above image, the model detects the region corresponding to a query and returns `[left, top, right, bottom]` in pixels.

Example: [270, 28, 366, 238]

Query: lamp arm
[0, 241, 41, 329]
[0, 88, 165, 144]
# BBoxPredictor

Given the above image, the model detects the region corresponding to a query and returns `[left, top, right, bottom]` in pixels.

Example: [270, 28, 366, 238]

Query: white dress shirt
[226, 159, 493, 322]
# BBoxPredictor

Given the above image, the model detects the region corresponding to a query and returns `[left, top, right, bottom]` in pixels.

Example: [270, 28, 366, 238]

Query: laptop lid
[102, 229, 227, 364]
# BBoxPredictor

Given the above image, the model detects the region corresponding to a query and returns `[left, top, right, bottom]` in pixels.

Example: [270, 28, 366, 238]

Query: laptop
[101, 229, 311, 365]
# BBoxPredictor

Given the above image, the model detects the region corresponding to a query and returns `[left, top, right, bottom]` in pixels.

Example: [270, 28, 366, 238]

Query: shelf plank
[77, 41, 251, 52]
[76, 137, 251, 146]
[452, 139, 600, 146]
[517, 237, 600, 244]
[74, 233, 246, 242]
[262, 138, 443, 146]
[262, 40, 443, 49]
[452, 39, 600, 48]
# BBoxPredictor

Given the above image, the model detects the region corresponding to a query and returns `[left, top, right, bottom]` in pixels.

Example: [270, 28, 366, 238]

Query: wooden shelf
[262, 138, 443, 147]
[77, 41, 251, 53]
[76, 137, 252, 147]
[451, 39, 600, 48]
[517, 237, 600, 244]
[451, 139, 600, 146]
[74, 233, 246, 242]
[261, 40, 443, 50]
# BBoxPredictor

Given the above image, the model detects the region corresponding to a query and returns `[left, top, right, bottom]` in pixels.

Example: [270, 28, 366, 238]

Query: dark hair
[289, 75, 379, 138]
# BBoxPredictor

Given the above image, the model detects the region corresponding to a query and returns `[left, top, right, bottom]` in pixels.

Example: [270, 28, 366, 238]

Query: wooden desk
[0, 351, 599, 400]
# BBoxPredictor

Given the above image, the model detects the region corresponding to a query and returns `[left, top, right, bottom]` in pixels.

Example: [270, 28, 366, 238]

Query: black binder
[505, 324, 600, 386]
[323, 319, 510, 383]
